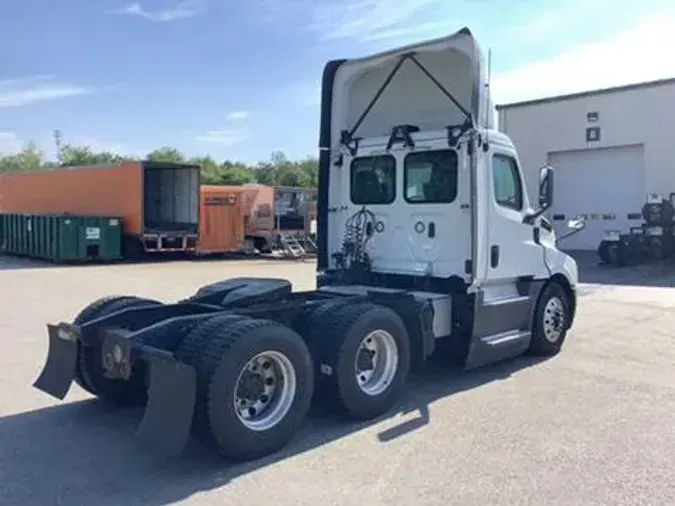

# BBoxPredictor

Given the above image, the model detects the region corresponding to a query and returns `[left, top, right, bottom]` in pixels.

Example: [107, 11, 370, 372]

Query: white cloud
[196, 129, 250, 147]
[0, 132, 24, 155]
[310, 0, 440, 42]
[226, 110, 250, 120]
[0, 75, 55, 88]
[267, 0, 674, 111]
[0, 76, 93, 108]
[109, 0, 202, 22]
[313, 0, 451, 43]
[492, 14, 675, 106]
[0, 86, 93, 108]
[255, 0, 450, 44]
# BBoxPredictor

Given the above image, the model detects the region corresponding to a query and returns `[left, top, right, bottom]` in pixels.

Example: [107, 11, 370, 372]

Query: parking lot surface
[1, 254, 674, 506]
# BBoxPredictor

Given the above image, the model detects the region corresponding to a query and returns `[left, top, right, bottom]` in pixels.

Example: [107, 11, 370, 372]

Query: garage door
[548, 145, 645, 250]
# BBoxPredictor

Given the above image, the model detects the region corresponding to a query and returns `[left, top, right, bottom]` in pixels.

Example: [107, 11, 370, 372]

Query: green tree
[0, 142, 45, 173]
[295, 157, 319, 187]
[219, 160, 256, 185]
[59, 144, 127, 166]
[253, 160, 278, 186]
[188, 155, 220, 184]
[0, 138, 319, 191]
[146, 146, 185, 164]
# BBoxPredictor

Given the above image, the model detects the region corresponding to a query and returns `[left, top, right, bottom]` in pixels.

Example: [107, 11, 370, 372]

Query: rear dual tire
[180, 316, 314, 461]
[72, 295, 162, 406]
[309, 302, 411, 421]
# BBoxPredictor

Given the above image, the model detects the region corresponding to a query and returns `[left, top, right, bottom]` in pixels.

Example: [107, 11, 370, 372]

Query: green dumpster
[0, 213, 122, 263]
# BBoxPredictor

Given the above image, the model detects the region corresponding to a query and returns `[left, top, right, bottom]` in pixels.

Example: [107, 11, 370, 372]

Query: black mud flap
[32, 323, 80, 400]
[136, 355, 197, 457]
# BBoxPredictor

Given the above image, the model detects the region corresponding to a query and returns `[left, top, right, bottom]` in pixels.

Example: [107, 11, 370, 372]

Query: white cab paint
[325, 26, 579, 301]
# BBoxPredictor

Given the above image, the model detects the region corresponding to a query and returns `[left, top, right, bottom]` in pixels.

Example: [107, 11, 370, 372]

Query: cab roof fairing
[324, 27, 493, 153]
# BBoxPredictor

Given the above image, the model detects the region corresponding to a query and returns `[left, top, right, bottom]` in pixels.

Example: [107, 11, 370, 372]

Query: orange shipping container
[206, 184, 275, 251]
[196, 186, 246, 255]
[0, 161, 201, 254]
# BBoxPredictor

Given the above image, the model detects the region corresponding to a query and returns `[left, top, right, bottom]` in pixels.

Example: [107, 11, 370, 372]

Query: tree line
[0, 138, 319, 188]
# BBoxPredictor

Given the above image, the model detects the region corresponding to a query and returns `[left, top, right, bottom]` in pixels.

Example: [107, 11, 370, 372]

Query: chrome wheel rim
[354, 329, 399, 396]
[543, 296, 566, 343]
[233, 350, 297, 431]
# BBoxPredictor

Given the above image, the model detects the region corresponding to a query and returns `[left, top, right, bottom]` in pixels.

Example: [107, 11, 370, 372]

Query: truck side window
[492, 154, 523, 211]
[404, 149, 458, 203]
[350, 155, 396, 205]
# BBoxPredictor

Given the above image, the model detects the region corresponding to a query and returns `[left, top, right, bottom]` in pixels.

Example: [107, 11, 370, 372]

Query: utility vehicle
[33, 27, 585, 462]
[598, 193, 675, 266]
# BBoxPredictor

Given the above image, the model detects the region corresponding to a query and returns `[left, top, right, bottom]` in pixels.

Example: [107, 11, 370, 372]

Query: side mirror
[538, 165, 554, 211]
[524, 165, 554, 224]
[556, 215, 586, 244]
[567, 218, 585, 232]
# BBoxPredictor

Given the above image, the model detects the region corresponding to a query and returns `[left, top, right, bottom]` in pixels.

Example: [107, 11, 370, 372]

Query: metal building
[496, 77, 675, 250]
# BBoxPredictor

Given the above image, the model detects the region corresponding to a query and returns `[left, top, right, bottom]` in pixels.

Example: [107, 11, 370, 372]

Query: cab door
[394, 147, 471, 279]
[484, 149, 549, 284]
[329, 152, 397, 272]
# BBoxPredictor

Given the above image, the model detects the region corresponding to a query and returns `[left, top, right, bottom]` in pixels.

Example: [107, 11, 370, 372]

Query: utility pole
[53, 129, 63, 165]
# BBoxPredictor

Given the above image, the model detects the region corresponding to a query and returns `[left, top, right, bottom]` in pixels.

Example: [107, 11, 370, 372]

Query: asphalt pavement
[0, 255, 673, 506]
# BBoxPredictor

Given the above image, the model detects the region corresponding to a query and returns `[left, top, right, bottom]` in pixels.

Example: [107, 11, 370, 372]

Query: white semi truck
[33, 27, 585, 462]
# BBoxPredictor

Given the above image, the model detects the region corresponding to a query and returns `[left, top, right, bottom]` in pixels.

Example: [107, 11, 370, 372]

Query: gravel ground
[0, 254, 674, 506]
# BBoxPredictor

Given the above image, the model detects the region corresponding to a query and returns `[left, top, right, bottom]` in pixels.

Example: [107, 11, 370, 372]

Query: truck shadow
[0, 353, 547, 506]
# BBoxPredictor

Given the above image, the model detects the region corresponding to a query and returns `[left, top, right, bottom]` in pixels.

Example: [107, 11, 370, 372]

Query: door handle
[490, 245, 500, 268]
[427, 222, 435, 238]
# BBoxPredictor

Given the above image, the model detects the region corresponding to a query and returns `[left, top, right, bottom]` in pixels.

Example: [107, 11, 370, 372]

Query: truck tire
[597, 240, 611, 264]
[175, 313, 251, 438]
[314, 302, 411, 421]
[292, 298, 353, 351]
[190, 318, 314, 461]
[608, 241, 624, 267]
[527, 282, 571, 356]
[73, 295, 162, 405]
[648, 237, 665, 261]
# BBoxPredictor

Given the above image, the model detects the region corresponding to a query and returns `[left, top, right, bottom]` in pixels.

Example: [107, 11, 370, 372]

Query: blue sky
[1, 0, 674, 163]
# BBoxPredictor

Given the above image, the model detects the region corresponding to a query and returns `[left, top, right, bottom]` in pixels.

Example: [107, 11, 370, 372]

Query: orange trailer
[0, 161, 201, 255]
[196, 185, 246, 255]
[195, 184, 317, 253]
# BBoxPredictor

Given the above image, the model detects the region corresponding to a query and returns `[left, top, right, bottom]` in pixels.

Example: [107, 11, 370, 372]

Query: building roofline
[495, 76, 675, 110]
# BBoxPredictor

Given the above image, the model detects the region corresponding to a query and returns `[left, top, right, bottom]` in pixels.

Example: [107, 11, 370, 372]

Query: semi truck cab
[316, 27, 582, 367]
[33, 27, 585, 463]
